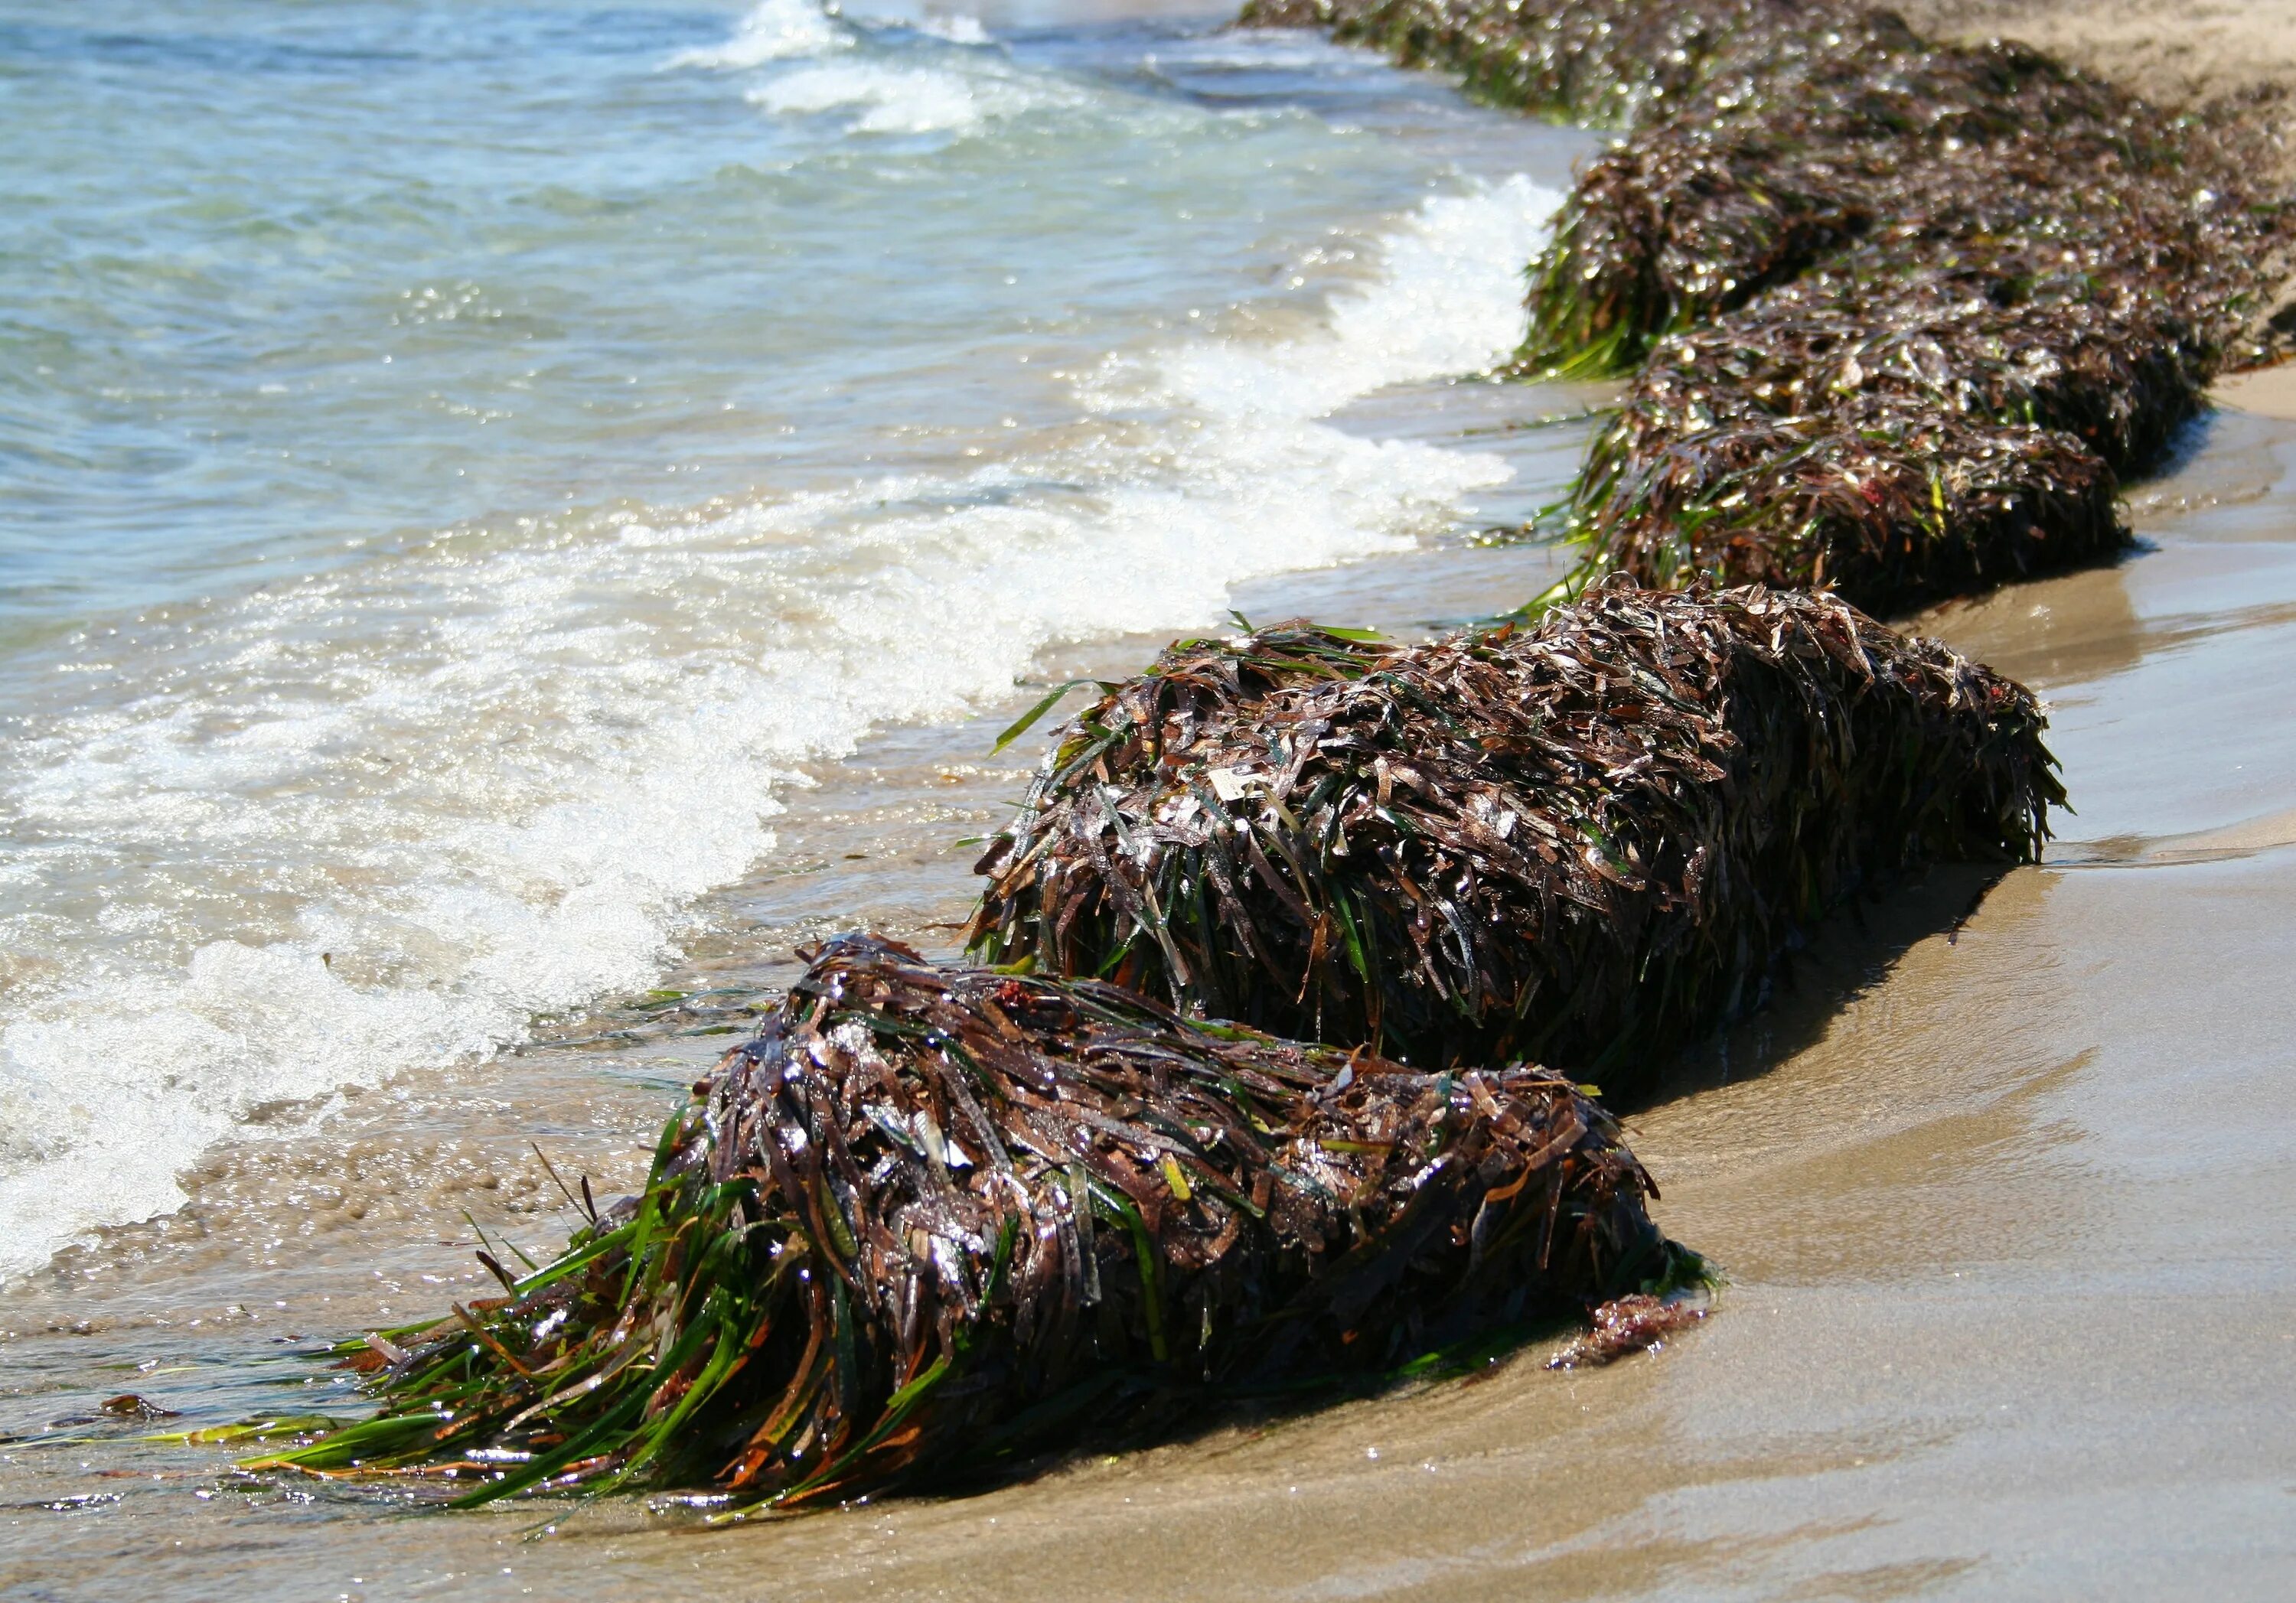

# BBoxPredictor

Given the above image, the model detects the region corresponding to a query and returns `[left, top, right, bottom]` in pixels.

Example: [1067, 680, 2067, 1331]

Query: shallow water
[7, 2, 2296, 1597]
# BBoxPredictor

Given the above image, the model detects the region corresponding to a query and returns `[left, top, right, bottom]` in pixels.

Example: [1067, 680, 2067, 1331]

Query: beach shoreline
[6, 1, 2296, 1595]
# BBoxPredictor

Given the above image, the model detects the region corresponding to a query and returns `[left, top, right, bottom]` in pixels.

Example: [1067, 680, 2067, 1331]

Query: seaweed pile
[968, 581, 2060, 1087]
[1243, 0, 2296, 612]
[256, 934, 1680, 1510]
[1244, 0, 1789, 130]
[240, 1, 2161, 1517]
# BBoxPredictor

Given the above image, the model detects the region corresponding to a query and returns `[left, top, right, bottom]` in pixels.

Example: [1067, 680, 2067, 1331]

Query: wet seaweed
[967, 580, 2060, 1090]
[1243, 0, 2296, 611]
[251, 933, 1682, 1512]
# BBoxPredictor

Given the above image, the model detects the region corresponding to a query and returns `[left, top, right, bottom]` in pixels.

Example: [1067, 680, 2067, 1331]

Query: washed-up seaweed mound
[1244, 0, 2296, 611]
[254, 934, 1678, 1510]
[1516, 8, 2208, 379]
[968, 582, 2060, 1087]
[1547, 71, 2285, 609]
[1571, 274, 2144, 609]
[1241, 0, 1789, 131]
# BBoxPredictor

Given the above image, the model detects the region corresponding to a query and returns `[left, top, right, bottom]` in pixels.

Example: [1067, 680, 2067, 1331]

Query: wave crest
[664, 0, 850, 70]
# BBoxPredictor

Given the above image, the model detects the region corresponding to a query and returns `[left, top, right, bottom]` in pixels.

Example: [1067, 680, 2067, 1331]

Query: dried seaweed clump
[1244, 0, 2296, 611]
[968, 582, 2060, 1090]
[253, 934, 1679, 1510]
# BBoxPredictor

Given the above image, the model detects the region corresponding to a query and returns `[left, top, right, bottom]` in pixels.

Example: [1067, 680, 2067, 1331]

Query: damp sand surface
[9, 19, 2296, 1603]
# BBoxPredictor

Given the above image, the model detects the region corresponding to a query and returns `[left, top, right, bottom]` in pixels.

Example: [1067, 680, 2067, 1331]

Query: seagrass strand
[1244, 0, 2296, 611]
[969, 582, 2061, 1090]
[251, 934, 1680, 1509]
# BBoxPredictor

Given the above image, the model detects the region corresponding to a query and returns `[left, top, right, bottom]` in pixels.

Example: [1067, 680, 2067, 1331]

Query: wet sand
[2215, 364, 2296, 422]
[10, 20, 2296, 1603]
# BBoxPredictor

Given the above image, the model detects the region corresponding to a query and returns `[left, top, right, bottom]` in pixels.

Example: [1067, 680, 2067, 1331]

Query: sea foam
[748, 56, 1073, 135]
[664, 0, 851, 69]
[915, 13, 992, 45]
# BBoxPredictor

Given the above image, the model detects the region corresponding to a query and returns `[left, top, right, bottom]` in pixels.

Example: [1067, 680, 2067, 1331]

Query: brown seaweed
[253, 933, 1684, 1511]
[1243, 0, 2296, 611]
[968, 581, 2060, 1088]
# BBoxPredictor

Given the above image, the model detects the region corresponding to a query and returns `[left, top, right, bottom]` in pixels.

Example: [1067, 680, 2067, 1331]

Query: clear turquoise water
[2, 0, 1551, 637]
[0, 0, 1583, 1273]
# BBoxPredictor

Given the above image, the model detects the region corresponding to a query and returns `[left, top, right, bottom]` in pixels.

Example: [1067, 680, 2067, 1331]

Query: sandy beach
[5, 1, 2296, 1597]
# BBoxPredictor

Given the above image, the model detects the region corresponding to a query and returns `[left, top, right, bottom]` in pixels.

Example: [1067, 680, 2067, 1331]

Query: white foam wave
[664, 0, 850, 69]
[748, 58, 1065, 135]
[0, 174, 1561, 1280]
[915, 13, 990, 45]
[1133, 178, 1556, 421]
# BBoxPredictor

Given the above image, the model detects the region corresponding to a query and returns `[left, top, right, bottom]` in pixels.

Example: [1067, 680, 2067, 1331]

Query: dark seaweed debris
[1242, 0, 1791, 132]
[252, 934, 1679, 1510]
[967, 581, 2060, 1090]
[1242, 0, 2296, 613]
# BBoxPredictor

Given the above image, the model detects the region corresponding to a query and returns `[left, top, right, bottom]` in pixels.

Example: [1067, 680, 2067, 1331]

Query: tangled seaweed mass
[256, 936, 1681, 1509]
[1242, 0, 2296, 612]
[970, 582, 2060, 1088]
[249, 2, 2155, 1516]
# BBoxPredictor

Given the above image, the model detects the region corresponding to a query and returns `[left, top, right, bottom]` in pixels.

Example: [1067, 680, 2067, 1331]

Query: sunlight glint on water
[0, 0, 1569, 1277]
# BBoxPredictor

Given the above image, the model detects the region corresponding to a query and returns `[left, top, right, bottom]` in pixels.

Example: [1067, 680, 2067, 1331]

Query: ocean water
[0, 0, 1587, 1279]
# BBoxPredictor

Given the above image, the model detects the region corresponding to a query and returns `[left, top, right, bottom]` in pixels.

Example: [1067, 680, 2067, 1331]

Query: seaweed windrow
[253, 933, 1680, 1511]
[1241, 0, 1791, 131]
[968, 581, 2060, 1088]
[1242, 0, 2296, 612]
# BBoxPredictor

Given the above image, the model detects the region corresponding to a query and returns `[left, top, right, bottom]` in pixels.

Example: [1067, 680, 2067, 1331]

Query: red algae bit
[1547, 1292, 1710, 1369]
